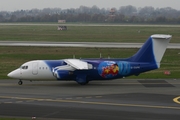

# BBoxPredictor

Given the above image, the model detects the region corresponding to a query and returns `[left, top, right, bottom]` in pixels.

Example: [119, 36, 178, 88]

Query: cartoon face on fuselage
[97, 61, 131, 79]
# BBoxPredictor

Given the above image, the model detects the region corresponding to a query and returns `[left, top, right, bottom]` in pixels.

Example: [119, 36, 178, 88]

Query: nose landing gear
[18, 80, 23, 85]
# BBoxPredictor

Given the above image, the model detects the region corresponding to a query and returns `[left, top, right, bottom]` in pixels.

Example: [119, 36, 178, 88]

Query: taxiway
[0, 79, 180, 120]
[0, 41, 180, 49]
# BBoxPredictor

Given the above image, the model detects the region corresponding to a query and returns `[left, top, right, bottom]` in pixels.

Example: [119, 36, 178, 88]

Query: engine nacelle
[53, 70, 70, 79]
[52, 65, 75, 79]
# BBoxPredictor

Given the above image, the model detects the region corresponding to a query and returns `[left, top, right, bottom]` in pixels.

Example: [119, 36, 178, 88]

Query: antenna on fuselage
[73, 54, 75, 59]
[108, 54, 110, 59]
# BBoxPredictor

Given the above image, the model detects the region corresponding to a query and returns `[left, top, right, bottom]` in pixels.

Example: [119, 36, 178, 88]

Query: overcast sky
[0, 0, 179, 11]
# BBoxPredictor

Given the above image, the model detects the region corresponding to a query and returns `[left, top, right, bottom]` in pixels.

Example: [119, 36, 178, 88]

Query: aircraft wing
[64, 59, 92, 70]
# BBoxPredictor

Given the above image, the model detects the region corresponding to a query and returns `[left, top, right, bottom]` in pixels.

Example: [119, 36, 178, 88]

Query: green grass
[0, 118, 28, 120]
[0, 25, 180, 42]
[0, 46, 180, 79]
[0, 24, 179, 79]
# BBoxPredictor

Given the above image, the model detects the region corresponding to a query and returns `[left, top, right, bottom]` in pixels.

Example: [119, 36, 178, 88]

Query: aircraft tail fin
[129, 34, 172, 68]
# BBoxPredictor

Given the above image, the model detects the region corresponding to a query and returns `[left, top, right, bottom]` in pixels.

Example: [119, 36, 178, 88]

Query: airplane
[7, 34, 172, 85]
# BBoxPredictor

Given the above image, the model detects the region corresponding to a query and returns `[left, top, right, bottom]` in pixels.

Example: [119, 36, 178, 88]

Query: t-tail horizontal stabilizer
[129, 34, 172, 68]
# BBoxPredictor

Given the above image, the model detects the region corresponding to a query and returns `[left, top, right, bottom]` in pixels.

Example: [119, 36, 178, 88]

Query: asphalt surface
[0, 41, 180, 49]
[1, 23, 179, 119]
[0, 79, 180, 120]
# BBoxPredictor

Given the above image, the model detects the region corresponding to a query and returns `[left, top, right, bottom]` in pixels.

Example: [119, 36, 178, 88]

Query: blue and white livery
[8, 34, 172, 85]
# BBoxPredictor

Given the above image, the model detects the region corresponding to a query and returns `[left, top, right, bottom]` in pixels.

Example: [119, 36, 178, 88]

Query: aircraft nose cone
[7, 69, 20, 79]
[7, 72, 14, 78]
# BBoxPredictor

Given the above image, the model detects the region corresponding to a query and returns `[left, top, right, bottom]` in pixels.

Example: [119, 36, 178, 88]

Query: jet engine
[53, 70, 70, 79]
[52, 65, 75, 79]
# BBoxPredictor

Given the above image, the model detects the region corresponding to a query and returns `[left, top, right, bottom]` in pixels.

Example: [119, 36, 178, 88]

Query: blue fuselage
[44, 59, 158, 81]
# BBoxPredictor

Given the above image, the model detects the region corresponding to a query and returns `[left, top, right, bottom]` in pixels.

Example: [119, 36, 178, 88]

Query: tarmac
[0, 79, 180, 120]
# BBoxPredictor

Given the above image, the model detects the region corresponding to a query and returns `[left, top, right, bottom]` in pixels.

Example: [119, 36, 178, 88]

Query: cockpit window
[20, 66, 28, 69]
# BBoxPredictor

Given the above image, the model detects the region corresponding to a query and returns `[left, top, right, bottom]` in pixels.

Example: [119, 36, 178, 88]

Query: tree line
[0, 5, 180, 23]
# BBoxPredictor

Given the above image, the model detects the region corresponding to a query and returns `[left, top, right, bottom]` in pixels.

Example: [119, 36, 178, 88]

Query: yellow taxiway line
[0, 96, 180, 110]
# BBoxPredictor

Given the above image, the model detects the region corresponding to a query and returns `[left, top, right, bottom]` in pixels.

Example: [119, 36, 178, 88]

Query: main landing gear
[77, 80, 89, 85]
[18, 80, 23, 85]
[76, 75, 90, 85]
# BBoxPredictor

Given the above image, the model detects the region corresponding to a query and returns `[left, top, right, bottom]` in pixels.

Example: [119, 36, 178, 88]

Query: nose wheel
[18, 80, 23, 85]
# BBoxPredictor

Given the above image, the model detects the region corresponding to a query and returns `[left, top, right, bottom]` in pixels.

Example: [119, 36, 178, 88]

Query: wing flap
[64, 59, 90, 70]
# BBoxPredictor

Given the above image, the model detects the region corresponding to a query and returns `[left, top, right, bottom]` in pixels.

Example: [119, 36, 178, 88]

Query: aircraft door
[32, 62, 38, 75]
[20, 66, 22, 78]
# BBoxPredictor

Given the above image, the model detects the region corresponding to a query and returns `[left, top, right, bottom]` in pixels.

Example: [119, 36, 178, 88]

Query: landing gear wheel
[76, 75, 89, 85]
[18, 80, 23, 85]
[78, 81, 89, 85]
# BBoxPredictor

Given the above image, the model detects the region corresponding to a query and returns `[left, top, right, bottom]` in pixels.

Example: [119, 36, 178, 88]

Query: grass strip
[0, 46, 179, 79]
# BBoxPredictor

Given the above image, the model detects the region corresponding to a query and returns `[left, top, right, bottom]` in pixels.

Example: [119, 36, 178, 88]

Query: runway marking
[85, 97, 92, 99]
[4, 102, 12, 104]
[0, 96, 180, 110]
[36, 99, 45, 101]
[66, 98, 72, 100]
[26, 100, 35, 102]
[95, 96, 102, 98]
[76, 97, 82, 99]
[56, 98, 62, 100]
[16, 101, 23, 103]
[173, 96, 180, 104]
